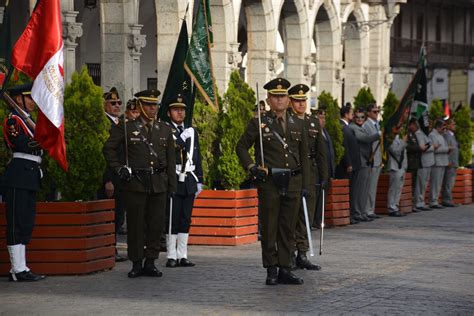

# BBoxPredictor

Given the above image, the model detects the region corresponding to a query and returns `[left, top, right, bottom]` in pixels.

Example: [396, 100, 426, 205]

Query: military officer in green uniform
[236, 78, 310, 286]
[103, 89, 177, 278]
[288, 84, 328, 270]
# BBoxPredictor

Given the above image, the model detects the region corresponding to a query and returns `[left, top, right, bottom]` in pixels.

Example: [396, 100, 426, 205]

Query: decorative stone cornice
[268, 51, 283, 76]
[128, 24, 146, 57]
[62, 21, 83, 46]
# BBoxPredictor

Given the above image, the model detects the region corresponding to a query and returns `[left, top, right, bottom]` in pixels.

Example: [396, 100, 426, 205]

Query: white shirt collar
[105, 112, 119, 125]
[340, 118, 349, 126]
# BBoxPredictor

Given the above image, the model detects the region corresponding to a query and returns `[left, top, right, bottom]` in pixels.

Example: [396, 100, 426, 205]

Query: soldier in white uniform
[428, 120, 449, 209]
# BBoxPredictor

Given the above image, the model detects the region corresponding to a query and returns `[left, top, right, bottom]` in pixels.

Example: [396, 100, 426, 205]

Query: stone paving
[0, 205, 473, 315]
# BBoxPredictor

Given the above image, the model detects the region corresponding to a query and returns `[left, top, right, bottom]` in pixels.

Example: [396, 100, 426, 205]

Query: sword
[256, 83, 265, 168]
[302, 196, 314, 257]
[320, 188, 325, 255]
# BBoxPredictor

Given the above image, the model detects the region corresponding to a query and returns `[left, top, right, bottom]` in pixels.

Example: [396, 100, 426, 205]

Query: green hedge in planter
[453, 105, 473, 166]
[44, 67, 109, 201]
[353, 87, 376, 112]
[317, 91, 344, 164]
[381, 91, 399, 129]
[217, 71, 255, 189]
[192, 96, 219, 188]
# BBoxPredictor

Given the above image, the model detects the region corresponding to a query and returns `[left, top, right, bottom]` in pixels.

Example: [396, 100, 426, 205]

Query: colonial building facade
[3, 0, 407, 106]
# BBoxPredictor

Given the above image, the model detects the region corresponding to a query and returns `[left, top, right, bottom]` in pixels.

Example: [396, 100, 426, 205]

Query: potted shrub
[317, 91, 350, 227]
[353, 87, 376, 112]
[189, 71, 259, 245]
[0, 67, 115, 275]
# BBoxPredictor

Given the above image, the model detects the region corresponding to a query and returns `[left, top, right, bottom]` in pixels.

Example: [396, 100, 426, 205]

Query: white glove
[196, 183, 203, 197]
[180, 127, 194, 141]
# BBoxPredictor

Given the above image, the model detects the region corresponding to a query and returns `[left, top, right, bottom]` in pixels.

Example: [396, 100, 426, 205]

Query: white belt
[13, 152, 42, 163]
[176, 165, 195, 173]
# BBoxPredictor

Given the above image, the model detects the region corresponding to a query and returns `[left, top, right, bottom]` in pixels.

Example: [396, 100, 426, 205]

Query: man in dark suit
[165, 94, 203, 268]
[99, 87, 126, 262]
[335, 103, 355, 179]
[103, 89, 177, 278]
[314, 109, 335, 229]
[3, 84, 46, 282]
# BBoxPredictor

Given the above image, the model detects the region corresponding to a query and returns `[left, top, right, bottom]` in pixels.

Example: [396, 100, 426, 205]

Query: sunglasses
[109, 101, 122, 106]
[371, 110, 380, 114]
[355, 116, 365, 119]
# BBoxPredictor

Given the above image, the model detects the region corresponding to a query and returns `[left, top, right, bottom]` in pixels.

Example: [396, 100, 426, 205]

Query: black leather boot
[296, 251, 321, 271]
[265, 266, 278, 285]
[143, 259, 163, 277]
[128, 260, 143, 278]
[277, 267, 304, 285]
[9, 270, 46, 282]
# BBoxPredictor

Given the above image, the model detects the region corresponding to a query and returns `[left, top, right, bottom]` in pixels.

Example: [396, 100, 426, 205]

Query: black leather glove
[118, 166, 132, 182]
[250, 165, 267, 181]
[301, 188, 309, 198]
[168, 192, 175, 199]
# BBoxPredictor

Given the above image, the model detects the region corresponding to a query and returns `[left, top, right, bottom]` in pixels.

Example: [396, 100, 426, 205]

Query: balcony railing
[391, 37, 474, 68]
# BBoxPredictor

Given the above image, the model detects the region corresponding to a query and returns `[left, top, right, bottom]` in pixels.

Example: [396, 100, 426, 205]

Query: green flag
[160, 19, 195, 127]
[185, 0, 217, 110]
[383, 46, 428, 142]
[0, 0, 12, 91]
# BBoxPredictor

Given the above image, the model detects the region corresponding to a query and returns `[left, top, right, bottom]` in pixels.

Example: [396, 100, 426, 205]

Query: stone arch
[341, 6, 370, 105]
[312, 0, 342, 102]
[239, 0, 275, 96]
[276, 0, 310, 86]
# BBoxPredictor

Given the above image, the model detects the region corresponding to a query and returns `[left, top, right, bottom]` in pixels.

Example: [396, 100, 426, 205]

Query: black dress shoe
[296, 252, 321, 271]
[9, 270, 46, 282]
[412, 208, 421, 213]
[266, 267, 278, 285]
[143, 259, 163, 277]
[178, 258, 195, 267]
[418, 206, 432, 211]
[442, 202, 459, 207]
[166, 259, 178, 268]
[388, 211, 404, 217]
[128, 261, 143, 278]
[429, 204, 445, 209]
[278, 268, 304, 285]
[360, 215, 373, 222]
[367, 214, 380, 219]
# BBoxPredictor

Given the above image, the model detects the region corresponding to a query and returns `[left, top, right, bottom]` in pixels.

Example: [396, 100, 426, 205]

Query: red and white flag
[11, 0, 68, 171]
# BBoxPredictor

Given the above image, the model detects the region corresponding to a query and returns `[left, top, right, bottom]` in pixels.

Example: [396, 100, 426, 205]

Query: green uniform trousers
[294, 185, 317, 252]
[123, 191, 167, 262]
[259, 188, 300, 268]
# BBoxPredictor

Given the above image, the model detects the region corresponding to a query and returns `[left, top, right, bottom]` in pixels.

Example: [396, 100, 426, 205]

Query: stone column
[367, 4, 393, 103]
[100, 0, 143, 101]
[212, 42, 241, 93]
[62, 10, 83, 84]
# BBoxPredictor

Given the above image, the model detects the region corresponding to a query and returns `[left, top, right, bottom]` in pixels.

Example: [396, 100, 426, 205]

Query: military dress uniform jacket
[387, 136, 407, 171]
[349, 122, 380, 168]
[103, 119, 177, 194]
[3, 110, 42, 191]
[406, 131, 422, 170]
[429, 129, 449, 167]
[443, 131, 459, 167]
[173, 126, 203, 195]
[236, 111, 310, 192]
[296, 113, 328, 186]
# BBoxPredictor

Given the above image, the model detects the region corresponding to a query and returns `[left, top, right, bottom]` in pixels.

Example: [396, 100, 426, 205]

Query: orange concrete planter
[375, 172, 413, 215]
[326, 179, 350, 227]
[453, 169, 473, 205]
[0, 200, 115, 276]
[189, 189, 258, 246]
